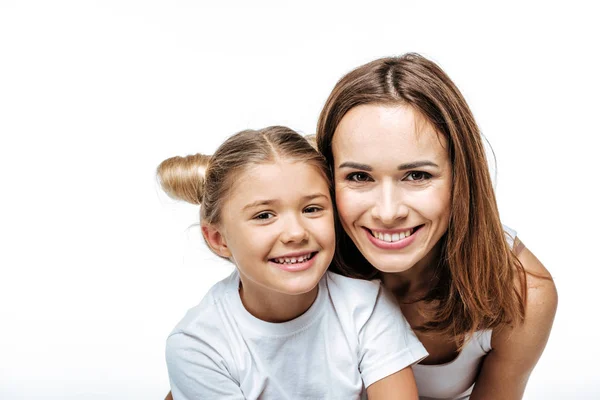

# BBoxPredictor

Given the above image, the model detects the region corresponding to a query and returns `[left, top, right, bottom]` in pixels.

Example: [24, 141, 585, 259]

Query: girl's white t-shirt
[166, 270, 428, 400]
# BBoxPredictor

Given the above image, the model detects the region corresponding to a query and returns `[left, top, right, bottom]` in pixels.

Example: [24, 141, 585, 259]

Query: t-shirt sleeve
[357, 285, 428, 388]
[166, 332, 245, 400]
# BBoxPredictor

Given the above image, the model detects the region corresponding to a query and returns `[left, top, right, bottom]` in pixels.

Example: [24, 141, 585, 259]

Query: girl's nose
[280, 215, 309, 243]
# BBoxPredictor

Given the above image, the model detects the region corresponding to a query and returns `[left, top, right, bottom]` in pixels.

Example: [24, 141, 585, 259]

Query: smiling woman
[333, 104, 452, 275]
[317, 53, 558, 399]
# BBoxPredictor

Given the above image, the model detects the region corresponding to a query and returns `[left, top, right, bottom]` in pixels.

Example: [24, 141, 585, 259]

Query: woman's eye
[346, 172, 372, 182]
[405, 171, 432, 181]
[254, 212, 274, 220]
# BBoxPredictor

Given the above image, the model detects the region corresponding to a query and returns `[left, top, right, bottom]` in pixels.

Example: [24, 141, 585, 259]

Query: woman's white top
[413, 226, 518, 399]
[414, 330, 492, 399]
[166, 270, 428, 400]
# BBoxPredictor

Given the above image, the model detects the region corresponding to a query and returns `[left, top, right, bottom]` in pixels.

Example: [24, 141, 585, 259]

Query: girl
[159, 126, 427, 399]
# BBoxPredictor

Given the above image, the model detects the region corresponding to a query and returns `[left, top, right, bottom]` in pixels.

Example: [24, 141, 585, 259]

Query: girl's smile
[216, 160, 335, 298]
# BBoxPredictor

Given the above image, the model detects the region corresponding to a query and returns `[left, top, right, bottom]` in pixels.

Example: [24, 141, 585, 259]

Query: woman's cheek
[335, 187, 360, 227]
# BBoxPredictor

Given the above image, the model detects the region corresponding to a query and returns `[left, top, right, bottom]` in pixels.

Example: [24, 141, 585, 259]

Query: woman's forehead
[332, 104, 448, 162]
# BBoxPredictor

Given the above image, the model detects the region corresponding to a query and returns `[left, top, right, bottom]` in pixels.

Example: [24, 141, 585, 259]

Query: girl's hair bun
[157, 153, 211, 205]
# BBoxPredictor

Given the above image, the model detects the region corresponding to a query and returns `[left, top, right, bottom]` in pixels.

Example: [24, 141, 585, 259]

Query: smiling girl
[158, 126, 427, 399]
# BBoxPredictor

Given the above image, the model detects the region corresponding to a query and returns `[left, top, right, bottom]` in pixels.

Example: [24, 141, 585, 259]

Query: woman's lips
[363, 225, 422, 250]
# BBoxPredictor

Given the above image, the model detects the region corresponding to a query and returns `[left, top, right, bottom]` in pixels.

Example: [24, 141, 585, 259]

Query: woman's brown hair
[157, 126, 331, 258]
[317, 53, 527, 342]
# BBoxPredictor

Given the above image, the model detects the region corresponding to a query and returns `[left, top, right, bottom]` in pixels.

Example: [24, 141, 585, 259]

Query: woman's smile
[364, 225, 423, 249]
[332, 103, 452, 274]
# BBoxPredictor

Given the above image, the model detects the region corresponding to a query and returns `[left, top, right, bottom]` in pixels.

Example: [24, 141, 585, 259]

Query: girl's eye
[254, 212, 274, 220]
[346, 172, 372, 182]
[303, 206, 323, 214]
[405, 171, 432, 181]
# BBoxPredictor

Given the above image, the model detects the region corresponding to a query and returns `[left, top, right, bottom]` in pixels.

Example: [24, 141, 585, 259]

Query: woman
[316, 53, 557, 399]
[165, 53, 557, 400]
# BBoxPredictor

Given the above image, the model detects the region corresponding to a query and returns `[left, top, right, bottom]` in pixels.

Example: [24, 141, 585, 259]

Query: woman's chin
[362, 252, 419, 274]
[372, 262, 416, 275]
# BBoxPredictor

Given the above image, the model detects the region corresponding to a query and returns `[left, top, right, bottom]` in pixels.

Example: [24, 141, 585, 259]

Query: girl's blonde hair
[157, 126, 330, 256]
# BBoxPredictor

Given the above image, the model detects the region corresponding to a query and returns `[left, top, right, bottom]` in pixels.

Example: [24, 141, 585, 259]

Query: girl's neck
[238, 277, 320, 323]
[380, 240, 443, 302]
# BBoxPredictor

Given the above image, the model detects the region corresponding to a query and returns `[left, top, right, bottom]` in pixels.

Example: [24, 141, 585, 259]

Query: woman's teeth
[272, 253, 313, 264]
[372, 229, 413, 242]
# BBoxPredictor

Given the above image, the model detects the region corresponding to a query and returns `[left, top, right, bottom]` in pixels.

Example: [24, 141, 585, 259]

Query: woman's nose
[370, 181, 409, 225]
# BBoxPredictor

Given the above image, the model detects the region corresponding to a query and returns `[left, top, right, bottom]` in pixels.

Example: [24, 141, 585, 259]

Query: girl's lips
[363, 225, 422, 250]
[269, 252, 318, 272]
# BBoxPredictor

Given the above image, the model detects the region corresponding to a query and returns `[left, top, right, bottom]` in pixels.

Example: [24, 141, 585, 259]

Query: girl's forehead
[232, 160, 330, 190]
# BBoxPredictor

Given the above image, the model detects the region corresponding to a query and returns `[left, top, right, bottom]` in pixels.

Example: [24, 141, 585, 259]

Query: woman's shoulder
[471, 238, 558, 396]
[507, 228, 557, 324]
[516, 241, 558, 325]
[491, 239, 558, 356]
[501, 225, 557, 322]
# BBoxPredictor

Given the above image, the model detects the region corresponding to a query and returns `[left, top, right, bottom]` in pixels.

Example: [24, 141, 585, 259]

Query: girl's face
[331, 104, 452, 274]
[211, 160, 335, 296]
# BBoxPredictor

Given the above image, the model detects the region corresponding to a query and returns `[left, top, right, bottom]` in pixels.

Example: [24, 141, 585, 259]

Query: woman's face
[331, 104, 452, 274]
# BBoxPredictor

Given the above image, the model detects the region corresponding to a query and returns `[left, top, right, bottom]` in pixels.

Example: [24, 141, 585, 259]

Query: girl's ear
[201, 225, 232, 258]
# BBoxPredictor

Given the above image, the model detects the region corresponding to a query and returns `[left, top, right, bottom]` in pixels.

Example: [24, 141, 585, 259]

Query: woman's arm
[470, 240, 558, 399]
[366, 367, 419, 399]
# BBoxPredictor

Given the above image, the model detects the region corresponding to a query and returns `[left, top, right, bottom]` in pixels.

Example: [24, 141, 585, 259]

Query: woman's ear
[201, 225, 232, 258]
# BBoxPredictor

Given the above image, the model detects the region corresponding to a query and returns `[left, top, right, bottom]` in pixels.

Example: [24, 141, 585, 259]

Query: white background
[1, 1, 598, 399]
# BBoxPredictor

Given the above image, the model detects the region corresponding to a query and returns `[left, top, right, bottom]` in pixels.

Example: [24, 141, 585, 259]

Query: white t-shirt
[166, 270, 428, 399]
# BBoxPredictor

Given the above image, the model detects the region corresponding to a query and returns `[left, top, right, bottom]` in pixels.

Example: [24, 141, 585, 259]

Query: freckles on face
[330, 103, 452, 273]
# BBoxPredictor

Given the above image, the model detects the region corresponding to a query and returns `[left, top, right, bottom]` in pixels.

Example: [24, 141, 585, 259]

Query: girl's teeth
[274, 254, 311, 264]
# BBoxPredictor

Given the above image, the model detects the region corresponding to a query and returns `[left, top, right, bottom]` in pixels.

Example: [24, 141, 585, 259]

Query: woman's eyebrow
[338, 161, 372, 171]
[338, 161, 439, 170]
[397, 161, 439, 170]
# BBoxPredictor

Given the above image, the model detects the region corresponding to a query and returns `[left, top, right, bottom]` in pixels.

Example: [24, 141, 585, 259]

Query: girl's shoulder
[324, 271, 401, 324]
[169, 270, 239, 339]
[325, 271, 383, 300]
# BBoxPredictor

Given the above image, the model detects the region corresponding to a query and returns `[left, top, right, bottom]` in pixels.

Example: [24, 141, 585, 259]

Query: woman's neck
[380, 240, 443, 302]
[238, 277, 319, 323]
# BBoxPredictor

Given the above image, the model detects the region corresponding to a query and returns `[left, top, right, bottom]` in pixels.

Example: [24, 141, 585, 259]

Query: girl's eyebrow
[243, 193, 329, 211]
[338, 160, 439, 170]
[302, 193, 330, 202]
[243, 199, 276, 211]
